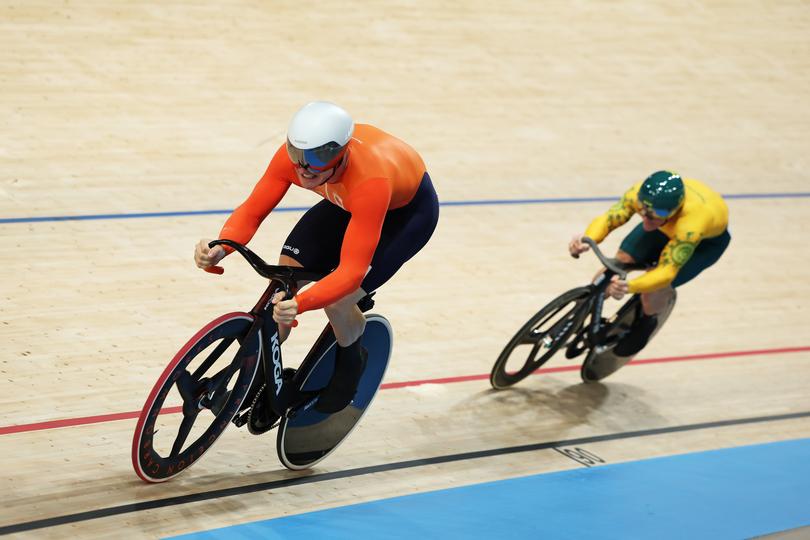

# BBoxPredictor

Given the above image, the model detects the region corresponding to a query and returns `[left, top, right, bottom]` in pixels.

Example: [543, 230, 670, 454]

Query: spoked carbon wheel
[132, 312, 261, 483]
[490, 287, 591, 389]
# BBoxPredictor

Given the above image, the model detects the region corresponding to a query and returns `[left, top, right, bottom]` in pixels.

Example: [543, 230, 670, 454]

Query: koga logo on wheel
[270, 331, 283, 395]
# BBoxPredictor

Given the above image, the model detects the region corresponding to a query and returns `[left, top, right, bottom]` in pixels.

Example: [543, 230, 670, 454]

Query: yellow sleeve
[627, 229, 703, 293]
[584, 184, 639, 243]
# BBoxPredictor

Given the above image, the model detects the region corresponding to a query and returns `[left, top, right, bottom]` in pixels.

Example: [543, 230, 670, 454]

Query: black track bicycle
[132, 240, 393, 483]
[490, 237, 675, 389]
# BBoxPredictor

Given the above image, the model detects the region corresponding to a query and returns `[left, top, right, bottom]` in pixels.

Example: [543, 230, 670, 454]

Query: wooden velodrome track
[1, 1, 809, 537]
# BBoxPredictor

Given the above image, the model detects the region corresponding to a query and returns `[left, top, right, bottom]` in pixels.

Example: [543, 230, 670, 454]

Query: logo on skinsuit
[282, 245, 300, 255]
[671, 240, 696, 266]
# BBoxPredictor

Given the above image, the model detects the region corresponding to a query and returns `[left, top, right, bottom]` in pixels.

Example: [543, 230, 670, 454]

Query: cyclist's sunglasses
[286, 139, 344, 172]
[639, 204, 674, 220]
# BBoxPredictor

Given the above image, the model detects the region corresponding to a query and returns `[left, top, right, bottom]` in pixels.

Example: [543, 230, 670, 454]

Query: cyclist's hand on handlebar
[194, 238, 226, 274]
[569, 234, 590, 258]
[606, 275, 629, 300]
[272, 291, 300, 328]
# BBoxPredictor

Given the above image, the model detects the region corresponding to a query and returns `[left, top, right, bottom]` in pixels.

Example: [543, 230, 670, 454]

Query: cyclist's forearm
[295, 264, 366, 313]
[218, 206, 265, 252]
[584, 215, 611, 243]
[627, 266, 677, 294]
[586, 184, 638, 242]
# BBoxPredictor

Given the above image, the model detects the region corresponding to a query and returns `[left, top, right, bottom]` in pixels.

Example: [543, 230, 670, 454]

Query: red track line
[2, 345, 808, 436]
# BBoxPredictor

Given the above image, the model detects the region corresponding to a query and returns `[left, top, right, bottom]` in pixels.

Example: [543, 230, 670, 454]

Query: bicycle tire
[132, 312, 260, 483]
[490, 287, 591, 389]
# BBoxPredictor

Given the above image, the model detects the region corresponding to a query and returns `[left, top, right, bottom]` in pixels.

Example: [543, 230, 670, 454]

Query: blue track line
[2, 192, 809, 225]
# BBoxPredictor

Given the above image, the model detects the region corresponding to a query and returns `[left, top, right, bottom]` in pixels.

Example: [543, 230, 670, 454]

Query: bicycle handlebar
[208, 240, 326, 285]
[581, 237, 632, 280]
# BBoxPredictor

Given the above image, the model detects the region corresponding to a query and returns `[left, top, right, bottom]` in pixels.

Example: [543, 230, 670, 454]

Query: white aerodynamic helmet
[285, 101, 354, 171]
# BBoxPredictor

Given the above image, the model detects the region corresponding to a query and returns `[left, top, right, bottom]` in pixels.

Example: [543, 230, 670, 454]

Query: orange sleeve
[218, 148, 292, 251]
[294, 178, 392, 313]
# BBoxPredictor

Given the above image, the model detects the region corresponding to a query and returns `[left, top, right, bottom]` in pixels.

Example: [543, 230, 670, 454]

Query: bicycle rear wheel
[277, 314, 393, 470]
[581, 290, 677, 383]
[132, 312, 261, 482]
[490, 287, 590, 389]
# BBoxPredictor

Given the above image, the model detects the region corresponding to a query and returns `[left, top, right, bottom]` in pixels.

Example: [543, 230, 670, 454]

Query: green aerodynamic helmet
[638, 170, 685, 219]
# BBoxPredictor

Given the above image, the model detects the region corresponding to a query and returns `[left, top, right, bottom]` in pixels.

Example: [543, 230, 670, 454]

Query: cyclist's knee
[641, 286, 674, 315]
[277, 254, 313, 292]
[278, 253, 303, 267]
[324, 289, 366, 315]
[615, 250, 636, 264]
[324, 298, 353, 318]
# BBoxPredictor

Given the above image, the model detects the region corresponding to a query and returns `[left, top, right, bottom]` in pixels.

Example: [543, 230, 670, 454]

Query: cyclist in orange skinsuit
[194, 101, 439, 417]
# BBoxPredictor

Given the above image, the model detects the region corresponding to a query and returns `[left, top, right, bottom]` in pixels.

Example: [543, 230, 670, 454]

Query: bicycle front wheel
[490, 287, 590, 389]
[132, 312, 260, 483]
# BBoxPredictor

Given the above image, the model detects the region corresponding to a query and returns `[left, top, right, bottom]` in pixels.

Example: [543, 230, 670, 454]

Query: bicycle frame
[564, 237, 644, 352]
[133, 239, 385, 481]
[585, 269, 619, 344]
[204, 240, 325, 419]
[252, 280, 291, 415]
[490, 237, 654, 390]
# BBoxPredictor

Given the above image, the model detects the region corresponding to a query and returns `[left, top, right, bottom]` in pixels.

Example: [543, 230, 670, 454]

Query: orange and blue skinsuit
[218, 124, 430, 313]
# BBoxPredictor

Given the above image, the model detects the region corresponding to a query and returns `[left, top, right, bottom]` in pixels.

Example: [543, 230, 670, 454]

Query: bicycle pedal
[208, 390, 232, 416]
[565, 344, 586, 359]
[232, 410, 250, 428]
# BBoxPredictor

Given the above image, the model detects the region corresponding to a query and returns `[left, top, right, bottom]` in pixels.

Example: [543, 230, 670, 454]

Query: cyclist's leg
[275, 211, 371, 412]
[273, 261, 367, 347]
[618, 222, 668, 268]
[614, 249, 636, 265]
[277, 199, 350, 343]
[590, 249, 634, 283]
[640, 286, 674, 315]
[315, 294, 369, 413]
[318, 172, 439, 412]
[618, 222, 670, 313]
[670, 229, 731, 288]
[323, 289, 367, 346]
[617, 231, 730, 356]
[273, 173, 438, 412]
[612, 224, 669, 355]
[359, 172, 439, 295]
[605, 248, 672, 317]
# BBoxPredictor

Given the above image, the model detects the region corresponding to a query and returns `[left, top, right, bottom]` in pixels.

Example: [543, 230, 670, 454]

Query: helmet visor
[640, 202, 678, 219]
[286, 139, 346, 171]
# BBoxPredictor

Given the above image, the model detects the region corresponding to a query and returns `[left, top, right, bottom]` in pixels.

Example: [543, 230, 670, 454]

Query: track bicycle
[490, 237, 675, 389]
[132, 240, 393, 482]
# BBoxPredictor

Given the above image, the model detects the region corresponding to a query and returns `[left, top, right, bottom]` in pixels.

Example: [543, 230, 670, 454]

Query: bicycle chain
[245, 383, 280, 434]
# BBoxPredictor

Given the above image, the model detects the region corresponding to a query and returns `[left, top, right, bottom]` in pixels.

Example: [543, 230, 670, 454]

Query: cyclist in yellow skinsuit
[569, 170, 731, 356]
